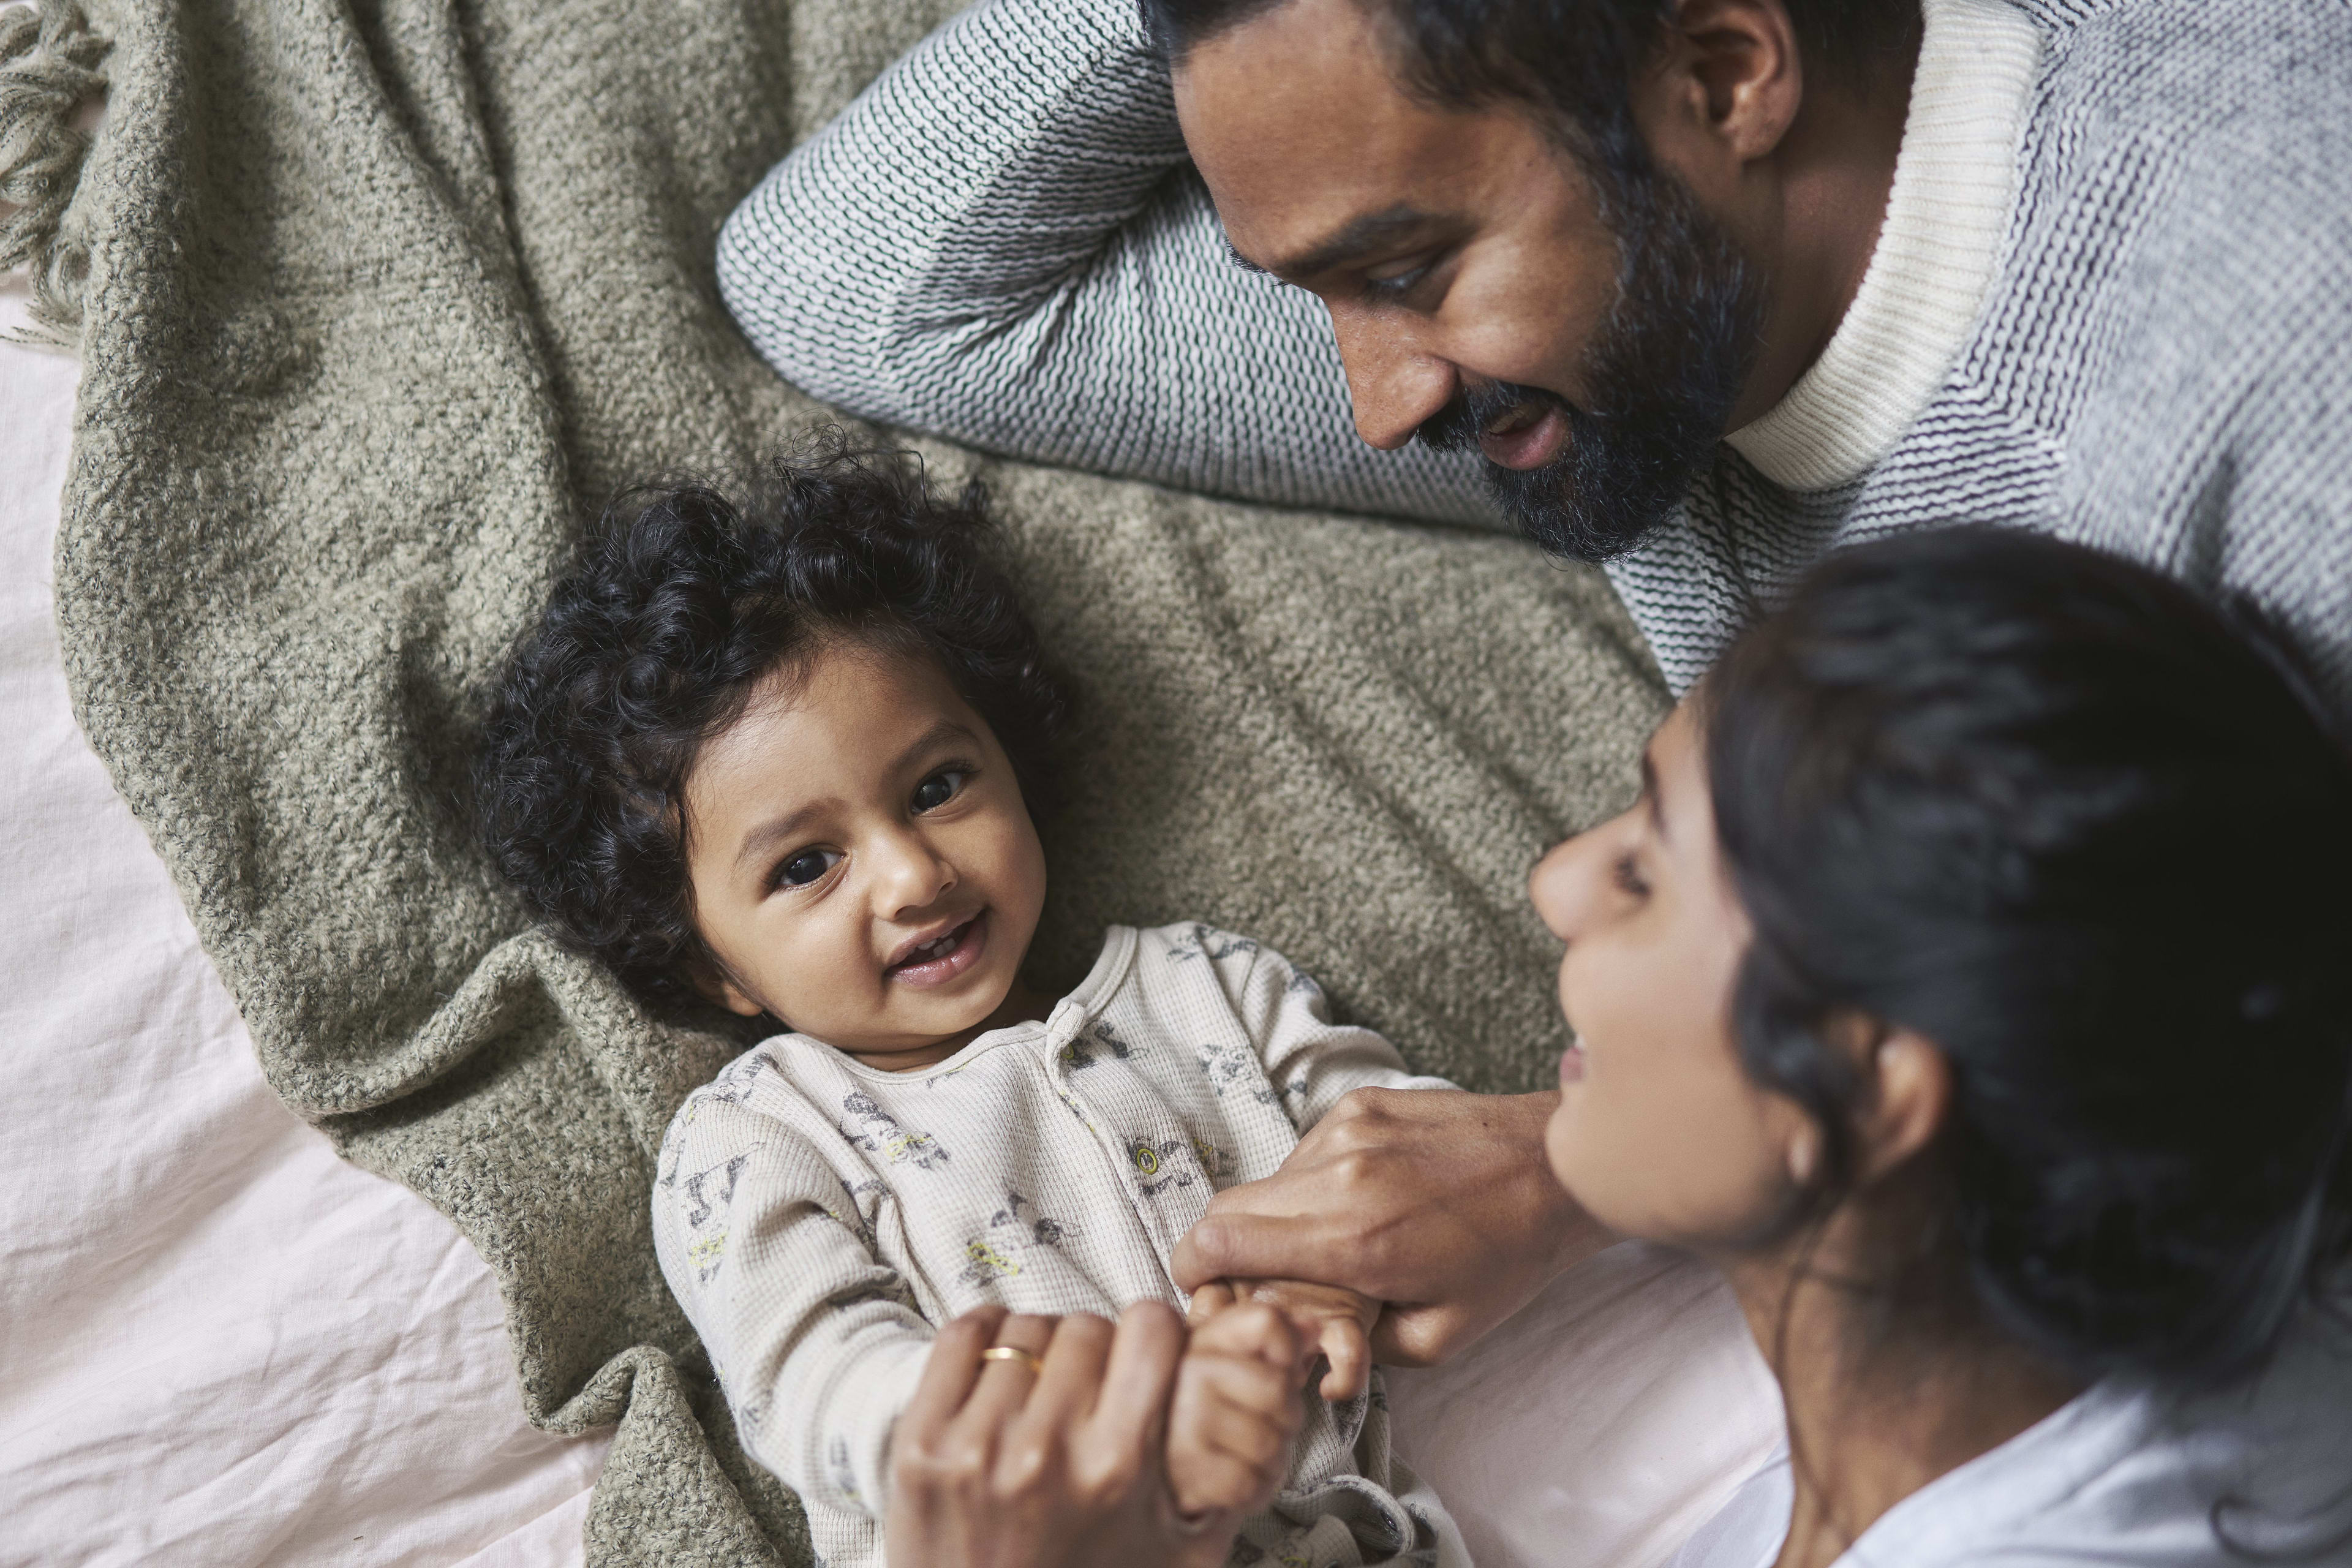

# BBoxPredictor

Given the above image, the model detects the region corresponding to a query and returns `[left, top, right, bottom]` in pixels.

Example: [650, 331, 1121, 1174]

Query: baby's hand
[1164, 1300, 1310, 1528]
[1188, 1279, 1379, 1402]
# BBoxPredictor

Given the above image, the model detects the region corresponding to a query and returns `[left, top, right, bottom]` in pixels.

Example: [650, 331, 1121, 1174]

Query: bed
[0, 0, 1780, 1553]
[0, 268, 1779, 1567]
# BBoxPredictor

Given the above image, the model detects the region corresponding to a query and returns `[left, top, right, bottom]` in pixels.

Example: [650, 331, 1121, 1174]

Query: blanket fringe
[1, 0, 109, 345]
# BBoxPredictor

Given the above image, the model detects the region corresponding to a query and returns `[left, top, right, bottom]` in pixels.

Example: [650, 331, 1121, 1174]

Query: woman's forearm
[1172, 1087, 1610, 1365]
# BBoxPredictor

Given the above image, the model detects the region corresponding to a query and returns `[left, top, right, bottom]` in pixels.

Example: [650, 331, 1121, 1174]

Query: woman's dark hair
[475, 441, 1070, 1016]
[1705, 527, 2352, 1385]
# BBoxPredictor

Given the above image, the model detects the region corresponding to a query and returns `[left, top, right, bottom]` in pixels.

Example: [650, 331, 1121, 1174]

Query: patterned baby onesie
[652, 923, 1471, 1568]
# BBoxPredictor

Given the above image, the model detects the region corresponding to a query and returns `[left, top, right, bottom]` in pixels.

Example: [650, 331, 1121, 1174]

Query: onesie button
[1129, 1142, 1161, 1177]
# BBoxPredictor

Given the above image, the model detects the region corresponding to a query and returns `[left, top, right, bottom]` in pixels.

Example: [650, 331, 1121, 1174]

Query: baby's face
[680, 640, 1047, 1070]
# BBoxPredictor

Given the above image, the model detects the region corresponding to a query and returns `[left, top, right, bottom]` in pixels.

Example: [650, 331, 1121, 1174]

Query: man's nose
[1331, 305, 1459, 451]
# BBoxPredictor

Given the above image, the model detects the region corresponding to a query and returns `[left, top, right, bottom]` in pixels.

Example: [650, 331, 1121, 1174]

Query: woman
[883, 529, 2352, 1568]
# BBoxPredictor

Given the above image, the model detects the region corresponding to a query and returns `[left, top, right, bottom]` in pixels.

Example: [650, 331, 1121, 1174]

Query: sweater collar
[1723, 0, 2042, 492]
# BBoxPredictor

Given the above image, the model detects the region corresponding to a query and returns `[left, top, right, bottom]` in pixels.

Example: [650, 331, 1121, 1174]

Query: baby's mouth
[885, 912, 989, 988]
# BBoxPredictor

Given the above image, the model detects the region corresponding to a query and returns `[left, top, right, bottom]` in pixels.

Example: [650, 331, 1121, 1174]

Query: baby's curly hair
[475, 443, 1070, 1015]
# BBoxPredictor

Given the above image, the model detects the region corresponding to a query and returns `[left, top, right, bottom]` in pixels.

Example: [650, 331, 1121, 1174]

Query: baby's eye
[778, 848, 841, 888]
[911, 769, 970, 813]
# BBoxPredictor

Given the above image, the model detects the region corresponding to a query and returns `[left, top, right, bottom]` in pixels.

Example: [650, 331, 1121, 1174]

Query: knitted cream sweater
[717, 0, 2352, 699]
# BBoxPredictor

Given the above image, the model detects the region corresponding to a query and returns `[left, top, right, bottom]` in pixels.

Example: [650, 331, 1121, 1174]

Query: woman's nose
[1527, 816, 1628, 941]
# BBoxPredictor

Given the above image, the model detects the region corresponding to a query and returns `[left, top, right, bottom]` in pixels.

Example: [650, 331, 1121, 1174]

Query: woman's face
[1531, 698, 1814, 1248]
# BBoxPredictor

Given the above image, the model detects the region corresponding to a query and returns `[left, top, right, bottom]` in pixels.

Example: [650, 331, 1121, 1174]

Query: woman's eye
[911, 769, 969, 813]
[1612, 853, 1650, 899]
[778, 848, 840, 888]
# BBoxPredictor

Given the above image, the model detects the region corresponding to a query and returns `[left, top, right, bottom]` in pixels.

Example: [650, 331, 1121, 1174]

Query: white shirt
[651, 922, 1467, 1568]
[1672, 1310, 2352, 1568]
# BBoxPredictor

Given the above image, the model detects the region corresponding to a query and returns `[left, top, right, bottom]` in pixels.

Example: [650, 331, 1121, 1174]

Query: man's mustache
[1415, 380, 1579, 458]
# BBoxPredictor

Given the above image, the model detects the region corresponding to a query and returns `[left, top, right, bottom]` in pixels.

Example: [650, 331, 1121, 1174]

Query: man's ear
[1850, 1024, 1954, 1183]
[686, 957, 769, 1019]
[1635, 0, 1805, 170]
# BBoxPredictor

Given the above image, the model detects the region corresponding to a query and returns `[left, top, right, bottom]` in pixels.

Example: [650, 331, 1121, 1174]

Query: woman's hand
[887, 1303, 1275, 1568]
[1172, 1088, 1613, 1365]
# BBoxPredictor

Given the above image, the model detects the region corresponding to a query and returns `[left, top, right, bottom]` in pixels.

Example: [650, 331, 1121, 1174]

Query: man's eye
[778, 849, 840, 888]
[911, 769, 970, 813]
[1365, 258, 1434, 300]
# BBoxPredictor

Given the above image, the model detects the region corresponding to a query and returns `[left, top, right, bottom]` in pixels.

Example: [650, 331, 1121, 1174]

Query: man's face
[1174, 0, 1761, 561]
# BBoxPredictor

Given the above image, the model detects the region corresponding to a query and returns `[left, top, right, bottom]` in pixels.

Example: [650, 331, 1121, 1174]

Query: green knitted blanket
[30, 0, 1666, 1558]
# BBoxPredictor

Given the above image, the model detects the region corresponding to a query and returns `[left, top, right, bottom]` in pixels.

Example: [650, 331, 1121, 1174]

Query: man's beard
[1417, 164, 1764, 564]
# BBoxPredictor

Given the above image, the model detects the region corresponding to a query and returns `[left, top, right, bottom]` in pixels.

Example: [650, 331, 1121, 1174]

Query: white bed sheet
[0, 263, 1779, 1568]
[0, 277, 608, 1566]
[1389, 1242, 1782, 1568]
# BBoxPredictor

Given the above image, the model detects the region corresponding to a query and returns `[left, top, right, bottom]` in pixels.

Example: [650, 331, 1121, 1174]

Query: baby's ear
[685, 958, 769, 1018]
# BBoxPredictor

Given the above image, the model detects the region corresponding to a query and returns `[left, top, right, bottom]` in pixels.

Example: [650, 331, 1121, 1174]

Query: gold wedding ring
[980, 1344, 1045, 1374]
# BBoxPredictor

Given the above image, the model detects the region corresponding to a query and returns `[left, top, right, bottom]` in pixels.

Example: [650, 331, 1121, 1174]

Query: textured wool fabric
[0, 0, 106, 337]
[720, 0, 2352, 700]
[654, 924, 1463, 1568]
[36, 0, 1667, 1561]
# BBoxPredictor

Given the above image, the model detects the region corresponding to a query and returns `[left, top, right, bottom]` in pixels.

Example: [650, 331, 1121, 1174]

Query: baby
[475, 450, 1467, 1568]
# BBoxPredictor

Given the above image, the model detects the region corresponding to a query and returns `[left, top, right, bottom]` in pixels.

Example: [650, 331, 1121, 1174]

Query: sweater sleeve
[715, 0, 1497, 527]
[1215, 937, 1455, 1132]
[652, 1086, 934, 1517]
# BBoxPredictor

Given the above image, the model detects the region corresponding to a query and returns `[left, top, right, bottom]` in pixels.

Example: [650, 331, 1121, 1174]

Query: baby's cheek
[764, 931, 877, 1034]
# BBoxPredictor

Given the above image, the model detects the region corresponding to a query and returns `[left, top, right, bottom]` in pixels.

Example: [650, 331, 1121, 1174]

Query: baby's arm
[1164, 1300, 1313, 1524]
[1226, 937, 1457, 1134]
[652, 1090, 935, 1515]
[1194, 935, 1455, 1393]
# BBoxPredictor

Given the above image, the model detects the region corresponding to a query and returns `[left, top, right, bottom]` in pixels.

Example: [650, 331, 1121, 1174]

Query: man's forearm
[720, 0, 1186, 421]
[716, 0, 1494, 524]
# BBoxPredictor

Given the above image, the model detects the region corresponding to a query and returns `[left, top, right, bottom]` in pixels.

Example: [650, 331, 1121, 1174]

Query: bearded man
[714, 0, 2351, 1365]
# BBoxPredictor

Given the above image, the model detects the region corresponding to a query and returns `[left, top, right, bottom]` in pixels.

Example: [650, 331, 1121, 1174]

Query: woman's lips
[1558, 1042, 1586, 1085]
[1477, 404, 1572, 470]
[887, 911, 989, 989]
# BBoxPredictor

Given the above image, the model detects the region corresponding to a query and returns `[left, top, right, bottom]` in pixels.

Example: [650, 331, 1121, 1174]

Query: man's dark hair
[1705, 527, 2352, 1386]
[474, 442, 1069, 1016]
[1142, 0, 1921, 192]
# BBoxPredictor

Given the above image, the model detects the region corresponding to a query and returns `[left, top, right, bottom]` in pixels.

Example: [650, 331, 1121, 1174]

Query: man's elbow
[714, 200, 805, 372]
[715, 203, 885, 415]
